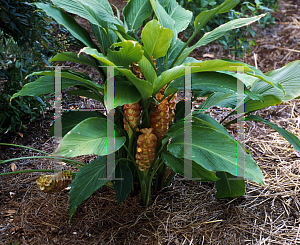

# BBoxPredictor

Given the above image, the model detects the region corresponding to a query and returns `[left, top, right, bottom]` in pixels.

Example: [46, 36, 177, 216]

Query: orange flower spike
[123, 102, 140, 132]
[36, 171, 73, 193]
[135, 128, 157, 172]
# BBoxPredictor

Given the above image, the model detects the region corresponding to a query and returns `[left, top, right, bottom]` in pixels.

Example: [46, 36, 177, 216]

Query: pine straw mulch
[1, 101, 300, 244]
[1, 0, 300, 244]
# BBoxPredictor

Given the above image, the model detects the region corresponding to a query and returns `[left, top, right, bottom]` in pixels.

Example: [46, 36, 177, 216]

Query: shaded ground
[1, 0, 300, 244]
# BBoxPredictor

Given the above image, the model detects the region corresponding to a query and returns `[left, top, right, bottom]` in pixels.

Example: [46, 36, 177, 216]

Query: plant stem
[0, 156, 84, 168]
[169, 31, 197, 69]
[0, 169, 77, 176]
[164, 171, 176, 187]
[0, 143, 51, 155]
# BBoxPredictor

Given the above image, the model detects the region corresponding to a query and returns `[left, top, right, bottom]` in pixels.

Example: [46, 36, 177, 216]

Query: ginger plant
[2, 0, 300, 223]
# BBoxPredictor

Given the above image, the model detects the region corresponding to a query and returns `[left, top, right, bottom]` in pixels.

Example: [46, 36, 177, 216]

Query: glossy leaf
[49, 52, 99, 70]
[107, 40, 144, 68]
[168, 125, 264, 185]
[215, 172, 246, 199]
[137, 56, 157, 84]
[113, 164, 133, 204]
[55, 117, 126, 157]
[177, 14, 265, 66]
[27, 70, 104, 92]
[51, 0, 122, 27]
[165, 0, 192, 33]
[66, 88, 104, 102]
[50, 111, 106, 137]
[245, 115, 300, 153]
[141, 20, 173, 59]
[123, 0, 152, 31]
[69, 156, 117, 222]
[153, 59, 253, 95]
[11, 76, 86, 100]
[162, 152, 219, 181]
[194, 0, 239, 33]
[81, 47, 153, 101]
[104, 76, 141, 111]
[192, 113, 230, 136]
[150, 0, 176, 35]
[35, 3, 97, 48]
[90, 24, 118, 56]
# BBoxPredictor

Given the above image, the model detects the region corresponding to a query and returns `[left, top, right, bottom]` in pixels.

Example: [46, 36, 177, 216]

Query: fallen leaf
[11, 163, 17, 172]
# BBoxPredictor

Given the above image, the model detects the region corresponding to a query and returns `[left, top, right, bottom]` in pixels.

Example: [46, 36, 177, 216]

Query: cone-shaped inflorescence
[135, 128, 157, 171]
[36, 170, 72, 193]
[150, 85, 170, 140]
[123, 102, 140, 131]
[167, 93, 177, 124]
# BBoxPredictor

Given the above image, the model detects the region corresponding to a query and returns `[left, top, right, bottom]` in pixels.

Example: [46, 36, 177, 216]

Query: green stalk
[169, 31, 198, 69]
[164, 171, 176, 187]
[0, 143, 50, 155]
[123, 144, 148, 206]
[0, 169, 76, 176]
[0, 156, 84, 168]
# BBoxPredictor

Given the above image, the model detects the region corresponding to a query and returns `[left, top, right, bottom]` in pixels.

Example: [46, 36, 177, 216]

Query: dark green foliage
[0, 0, 74, 134]
[0, 36, 51, 134]
[178, 0, 277, 57]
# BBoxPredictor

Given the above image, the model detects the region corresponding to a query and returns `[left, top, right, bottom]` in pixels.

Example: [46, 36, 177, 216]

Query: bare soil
[1, 0, 300, 244]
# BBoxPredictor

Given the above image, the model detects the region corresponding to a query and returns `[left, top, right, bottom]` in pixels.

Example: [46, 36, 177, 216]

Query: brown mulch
[1, 0, 300, 244]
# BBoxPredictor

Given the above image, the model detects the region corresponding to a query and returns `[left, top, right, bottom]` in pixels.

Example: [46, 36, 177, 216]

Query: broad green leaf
[49, 52, 99, 70]
[247, 60, 300, 103]
[192, 113, 230, 136]
[137, 56, 157, 84]
[107, 40, 144, 68]
[221, 59, 284, 94]
[112, 164, 133, 204]
[245, 115, 300, 153]
[104, 76, 141, 111]
[165, 0, 192, 33]
[150, 0, 176, 35]
[194, 0, 239, 33]
[51, 0, 122, 27]
[141, 20, 173, 59]
[81, 47, 153, 101]
[50, 111, 106, 137]
[69, 156, 117, 222]
[174, 100, 184, 124]
[223, 61, 300, 112]
[123, 0, 152, 30]
[117, 68, 153, 101]
[55, 117, 126, 157]
[153, 59, 252, 95]
[165, 72, 240, 95]
[215, 172, 246, 199]
[66, 88, 104, 102]
[162, 152, 219, 181]
[11, 76, 86, 100]
[27, 70, 104, 93]
[90, 24, 118, 56]
[35, 3, 96, 48]
[197, 92, 234, 109]
[158, 0, 169, 7]
[156, 38, 185, 75]
[176, 14, 265, 66]
[168, 125, 264, 185]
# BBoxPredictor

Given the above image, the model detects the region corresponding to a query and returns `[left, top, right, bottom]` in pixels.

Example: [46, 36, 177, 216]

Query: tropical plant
[2, 0, 300, 224]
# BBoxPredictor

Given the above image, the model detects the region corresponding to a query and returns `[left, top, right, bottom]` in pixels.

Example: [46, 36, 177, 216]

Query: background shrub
[0, 0, 72, 134]
[178, 0, 278, 57]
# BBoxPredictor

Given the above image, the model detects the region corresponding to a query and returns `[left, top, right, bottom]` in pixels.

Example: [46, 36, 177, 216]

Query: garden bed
[1, 0, 300, 244]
